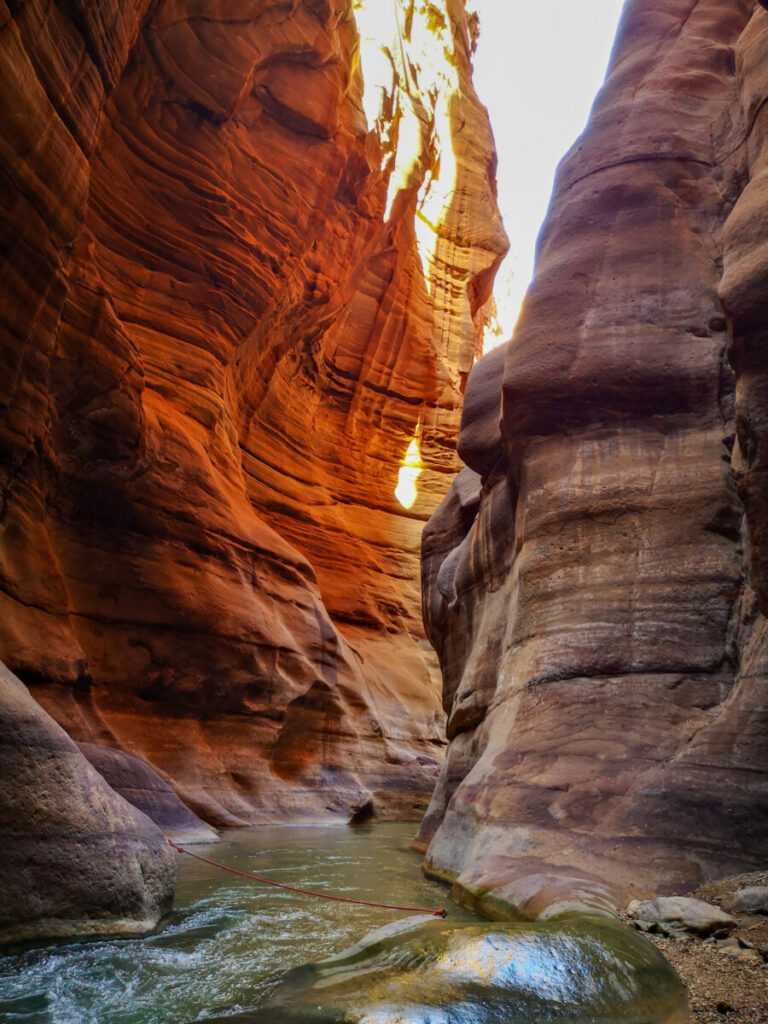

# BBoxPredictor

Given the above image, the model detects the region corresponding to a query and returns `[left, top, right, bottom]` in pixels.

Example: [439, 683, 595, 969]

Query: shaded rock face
[0, 662, 175, 947]
[418, 0, 768, 910]
[0, 1, 506, 824]
[78, 743, 218, 843]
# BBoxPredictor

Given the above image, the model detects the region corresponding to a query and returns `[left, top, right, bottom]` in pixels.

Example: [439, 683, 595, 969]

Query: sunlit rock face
[0, 0, 506, 824]
[418, 0, 768, 912]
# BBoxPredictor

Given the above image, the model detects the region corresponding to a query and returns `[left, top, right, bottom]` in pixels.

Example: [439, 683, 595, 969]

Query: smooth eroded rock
[78, 743, 218, 844]
[0, 662, 175, 947]
[0, 0, 506, 822]
[203, 914, 688, 1024]
[417, 0, 768, 911]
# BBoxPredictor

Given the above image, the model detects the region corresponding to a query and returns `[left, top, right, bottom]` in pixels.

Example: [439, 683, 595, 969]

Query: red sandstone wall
[0, 0, 506, 824]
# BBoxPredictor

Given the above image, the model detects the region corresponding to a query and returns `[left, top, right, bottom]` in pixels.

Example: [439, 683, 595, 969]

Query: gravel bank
[624, 871, 768, 1024]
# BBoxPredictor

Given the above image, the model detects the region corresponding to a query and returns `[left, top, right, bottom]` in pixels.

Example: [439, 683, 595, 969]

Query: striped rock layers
[0, 0, 506, 826]
[418, 0, 768, 915]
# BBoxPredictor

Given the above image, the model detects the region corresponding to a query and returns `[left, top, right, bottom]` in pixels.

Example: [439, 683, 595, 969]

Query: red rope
[167, 839, 447, 918]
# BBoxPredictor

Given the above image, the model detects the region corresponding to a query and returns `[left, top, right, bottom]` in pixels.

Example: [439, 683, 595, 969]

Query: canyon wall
[0, 0, 506, 826]
[418, 0, 768, 914]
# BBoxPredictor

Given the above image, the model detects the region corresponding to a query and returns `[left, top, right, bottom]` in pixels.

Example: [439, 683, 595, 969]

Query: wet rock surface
[204, 914, 688, 1024]
[0, 662, 175, 947]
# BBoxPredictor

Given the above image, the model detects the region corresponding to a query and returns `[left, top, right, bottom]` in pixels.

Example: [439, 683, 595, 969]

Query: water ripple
[0, 824, 469, 1024]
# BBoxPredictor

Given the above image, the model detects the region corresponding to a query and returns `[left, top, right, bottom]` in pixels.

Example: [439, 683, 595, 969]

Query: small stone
[628, 897, 736, 937]
[736, 934, 755, 949]
[722, 886, 768, 915]
[738, 948, 762, 963]
[633, 919, 655, 933]
[716, 1001, 735, 1014]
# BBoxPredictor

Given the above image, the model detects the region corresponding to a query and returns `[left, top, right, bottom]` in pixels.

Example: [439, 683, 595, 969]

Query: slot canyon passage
[2, 0, 768, 1021]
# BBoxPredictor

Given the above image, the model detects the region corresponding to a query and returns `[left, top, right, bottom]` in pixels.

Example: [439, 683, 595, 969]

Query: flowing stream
[0, 824, 478, 1024]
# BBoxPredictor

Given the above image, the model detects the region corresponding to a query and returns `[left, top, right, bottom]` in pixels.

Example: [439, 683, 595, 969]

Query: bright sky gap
[472, 0, 626, 346]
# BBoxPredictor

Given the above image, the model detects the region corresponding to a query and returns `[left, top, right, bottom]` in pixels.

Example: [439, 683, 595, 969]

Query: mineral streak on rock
[418, 0, 768, 913]
[0, 662, 175, 947]
[0, 0, 506, 824]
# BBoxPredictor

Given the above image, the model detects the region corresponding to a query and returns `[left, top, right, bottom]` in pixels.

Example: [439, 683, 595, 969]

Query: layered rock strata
[0, 662, 175, 947]
[0, 0, 506, 825]
[418, 0, 768, 914]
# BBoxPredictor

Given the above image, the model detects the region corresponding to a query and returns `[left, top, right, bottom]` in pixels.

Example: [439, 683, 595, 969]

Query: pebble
[643, 931, 768, 1024]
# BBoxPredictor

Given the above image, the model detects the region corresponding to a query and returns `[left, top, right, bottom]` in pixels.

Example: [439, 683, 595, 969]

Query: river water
[0, 824, 478, 1024]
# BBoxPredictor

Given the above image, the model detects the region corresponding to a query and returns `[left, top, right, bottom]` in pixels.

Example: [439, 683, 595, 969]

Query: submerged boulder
[205, 914, 688, 1024]
[0, 662, 176, 947]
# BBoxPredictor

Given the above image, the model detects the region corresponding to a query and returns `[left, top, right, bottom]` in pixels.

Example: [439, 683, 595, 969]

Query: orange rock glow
[0, 0, 507, 824]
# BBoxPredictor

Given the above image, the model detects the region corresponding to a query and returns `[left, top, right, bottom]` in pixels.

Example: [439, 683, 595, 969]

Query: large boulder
[627, 897, 735, 937]
[0, 662, 176, 947]
[78, 742, 218, 844]
[722, 886, 768, 916]
[203, 914, 688, 1024]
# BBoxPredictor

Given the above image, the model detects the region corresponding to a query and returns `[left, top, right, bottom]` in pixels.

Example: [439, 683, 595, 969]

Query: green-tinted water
[0, 824, 476, 1023]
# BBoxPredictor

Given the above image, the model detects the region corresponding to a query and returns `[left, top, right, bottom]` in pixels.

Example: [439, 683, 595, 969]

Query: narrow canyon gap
[3, 0, 768, 951]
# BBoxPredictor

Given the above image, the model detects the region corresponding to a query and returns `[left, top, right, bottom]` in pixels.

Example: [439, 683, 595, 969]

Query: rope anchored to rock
[167, 840, 448, 917]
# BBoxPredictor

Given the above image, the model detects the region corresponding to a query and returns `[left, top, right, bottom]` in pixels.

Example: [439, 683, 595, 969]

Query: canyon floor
[623, 871, 768, 1024]
[646, 933, 767, 1024]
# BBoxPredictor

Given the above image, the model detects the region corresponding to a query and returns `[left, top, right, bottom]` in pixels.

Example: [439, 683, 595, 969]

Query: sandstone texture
[78, 742, 218, 843]
[0, 0, 506, 825]
[0, 661, 175, 947]
[418, 0, 768, 912]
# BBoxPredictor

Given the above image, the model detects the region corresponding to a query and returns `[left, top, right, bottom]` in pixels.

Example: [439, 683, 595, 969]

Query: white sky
[471, 1, 626, 345]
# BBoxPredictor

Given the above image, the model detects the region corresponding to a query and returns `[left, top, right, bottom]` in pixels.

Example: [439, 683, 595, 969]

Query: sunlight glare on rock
[395, 433, 422, 510]
[354, 1, 459, 298]
[471, 0, 626, 348]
